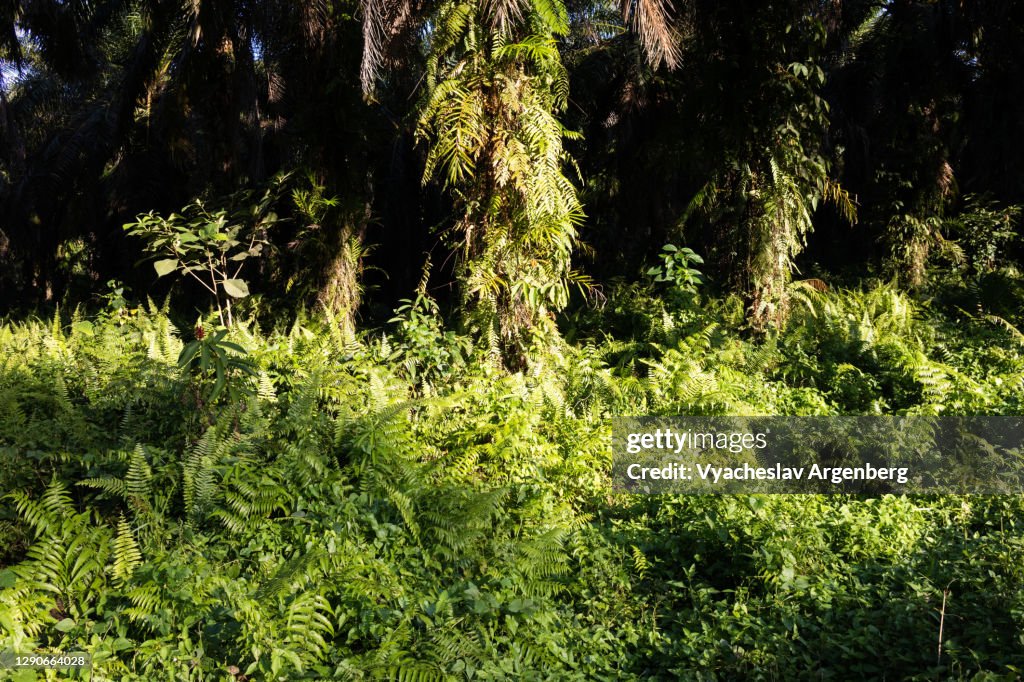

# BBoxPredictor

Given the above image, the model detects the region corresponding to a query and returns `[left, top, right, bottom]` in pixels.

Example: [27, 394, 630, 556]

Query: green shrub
[1, 298, 1023, 680]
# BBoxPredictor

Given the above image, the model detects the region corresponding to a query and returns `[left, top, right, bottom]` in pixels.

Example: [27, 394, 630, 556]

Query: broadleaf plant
[178, 323, 259, 405]
[124, 180, 285, 326]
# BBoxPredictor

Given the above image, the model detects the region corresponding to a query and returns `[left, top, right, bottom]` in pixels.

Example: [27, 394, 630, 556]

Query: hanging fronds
[359, 0, 415, 95]
[621, 0, 681, 69]
[417, 0, 584, 368]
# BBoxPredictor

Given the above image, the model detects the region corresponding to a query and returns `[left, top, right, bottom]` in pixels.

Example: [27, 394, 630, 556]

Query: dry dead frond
[621, 0, 681, 69]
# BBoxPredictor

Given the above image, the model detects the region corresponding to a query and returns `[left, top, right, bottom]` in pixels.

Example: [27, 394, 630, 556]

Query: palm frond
[621, 0, 680, 69]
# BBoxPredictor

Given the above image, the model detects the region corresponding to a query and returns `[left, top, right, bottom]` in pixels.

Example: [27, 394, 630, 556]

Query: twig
[937, 583, 952, 667]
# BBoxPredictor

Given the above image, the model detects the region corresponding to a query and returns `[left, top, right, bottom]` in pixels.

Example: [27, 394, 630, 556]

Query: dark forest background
[2, 0, 1022, 348]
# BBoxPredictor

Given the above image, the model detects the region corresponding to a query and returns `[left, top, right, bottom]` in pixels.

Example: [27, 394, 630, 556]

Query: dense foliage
[3, 0, 1024, 678]
[2, 281, 1024, 679]
[2, 0, 1023, 340]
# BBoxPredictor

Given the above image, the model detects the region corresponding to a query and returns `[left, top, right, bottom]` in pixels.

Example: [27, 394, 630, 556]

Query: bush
[1, 295, 1023, 679]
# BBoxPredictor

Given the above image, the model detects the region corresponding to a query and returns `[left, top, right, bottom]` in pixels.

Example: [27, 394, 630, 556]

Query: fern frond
[9, 482, 74, 537]
[112, 515, 142, 587]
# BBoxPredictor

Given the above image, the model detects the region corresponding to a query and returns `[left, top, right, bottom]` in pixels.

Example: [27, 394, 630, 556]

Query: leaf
[178, 341, 200, 368]
[153, 259, 179, 277]
[55, 617, 76, 632]
[211, 370, 227, 401]
[222, 279, 250, 298]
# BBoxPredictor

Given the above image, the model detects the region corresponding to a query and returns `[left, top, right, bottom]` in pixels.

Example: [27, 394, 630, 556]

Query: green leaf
[153, 259, 179, 277]
[222, 279, 250, 298]
[211, 370, 227, 401]
[178, 340, 200, 368]
[55, 617, 76, 632]
[0, 569, 16, 588]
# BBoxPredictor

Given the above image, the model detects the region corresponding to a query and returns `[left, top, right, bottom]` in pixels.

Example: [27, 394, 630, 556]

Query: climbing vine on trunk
[415, 0, 584, 369]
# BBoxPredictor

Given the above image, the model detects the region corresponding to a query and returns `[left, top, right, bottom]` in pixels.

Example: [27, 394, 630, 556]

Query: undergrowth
[1, 282, 1024, 680]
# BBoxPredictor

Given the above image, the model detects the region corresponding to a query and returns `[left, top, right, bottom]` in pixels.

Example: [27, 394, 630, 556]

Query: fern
[182, 419, 244, 525]
[124, 583, 169, 625]
[214, 463, 291, 534]
[416, 0, 583, 367]
[985, 314, 1024, 347]
[111, 514, 142, 587]
[14, 505, 109, 620]
[79, 444, 154, 516]
[8, 482, 75, 538]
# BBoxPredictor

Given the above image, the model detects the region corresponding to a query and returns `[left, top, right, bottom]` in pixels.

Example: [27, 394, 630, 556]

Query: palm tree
[562, 0, 858, 330]
[361, 0, 587, 368]
[1, 0, 385, 322]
